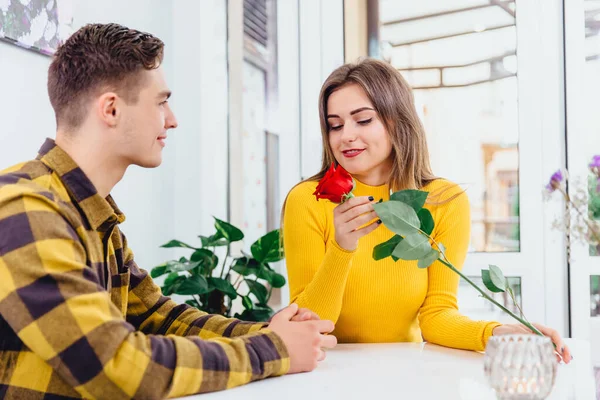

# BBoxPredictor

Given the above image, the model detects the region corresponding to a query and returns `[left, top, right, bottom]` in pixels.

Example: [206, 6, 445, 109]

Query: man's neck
[55, 131, 127, 198]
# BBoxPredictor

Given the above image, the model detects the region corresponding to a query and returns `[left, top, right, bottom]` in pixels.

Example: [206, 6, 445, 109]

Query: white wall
[0, 40, 53, 167]
[0, 0, 228, 272]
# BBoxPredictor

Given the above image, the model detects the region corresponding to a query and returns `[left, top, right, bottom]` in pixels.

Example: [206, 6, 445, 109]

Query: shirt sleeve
[417, 186, 501, 352]
[0, 191, 289, 399]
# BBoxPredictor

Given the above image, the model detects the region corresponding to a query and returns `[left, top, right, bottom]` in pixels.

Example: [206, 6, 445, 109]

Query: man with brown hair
[0, 23, 335, 399]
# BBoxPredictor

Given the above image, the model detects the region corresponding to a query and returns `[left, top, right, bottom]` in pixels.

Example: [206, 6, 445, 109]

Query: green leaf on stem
[246, 280, 269, 304]
[199, 231, 228, 247]
[160, 240, 197, 249]
[190, 249, 219, 274]
[417, 248, 439, 269]
[150, 264, 168, 278]
[232, 257, 262, 276]
[162, 272, 187, 296]
[214, 217, 244, 242]
[373, 235, 403, 260]
[251, 229, 283, 263]
[242, 295, 253, 310]
[207, 277, 238, 299]
[481, 265, 508, 293]
[167, 260, 203, 273]
[235, 306, 273, 322]
[392, 232, 432, 260]
[175, 275, 210, 295]
[263, 268, 286, 288]
[390, 190, 429, 212]
[489, 265, 508, 290]
[373, 201, 421, 236]
[417, 209, 434, 235]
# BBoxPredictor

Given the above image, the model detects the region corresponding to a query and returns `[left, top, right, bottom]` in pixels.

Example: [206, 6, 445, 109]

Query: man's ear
[97, 92, 120, 127]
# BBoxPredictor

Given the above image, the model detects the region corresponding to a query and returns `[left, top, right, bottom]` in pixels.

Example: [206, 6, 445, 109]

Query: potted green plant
[151, 217, 286, 321]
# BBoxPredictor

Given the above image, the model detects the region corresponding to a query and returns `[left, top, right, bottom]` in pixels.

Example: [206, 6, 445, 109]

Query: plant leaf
[232, 257, 262, 276]
[164, 272, 181, 286]
[162, 272, 186, 296]
[242, 295, 253, 310]
[166, 260, 202, 273]
[190, 249, 219, 274]
[199, 232, 229, 247]
[373, 201, 421, 236]
[150, 264, 168, 278]
[390, 189, 429, 212]
[214, 217, 244, 242]
[246, 280, 268, 304]
[160, 240, 197, 249]
[490, 265, 508, 291]
[417, 209, 434, 235]
[251, 229, 283, 263]
[392, 232, 432, 260]
[207, 277, 238, 299]
[417, 248, 439, 269]
[234, 306, 273, 322]
[262, 268, 286, 288]
[481, 268, 506, 293]
[175, 275, 210, 295]
[373, 235, 403, 260]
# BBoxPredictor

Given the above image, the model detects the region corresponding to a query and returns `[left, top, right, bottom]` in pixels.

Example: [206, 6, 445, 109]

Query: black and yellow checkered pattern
[0, 139, 289, 399]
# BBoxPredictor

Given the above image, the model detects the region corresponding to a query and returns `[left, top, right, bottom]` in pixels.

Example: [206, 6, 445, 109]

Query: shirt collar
[36, 138, 126, 231]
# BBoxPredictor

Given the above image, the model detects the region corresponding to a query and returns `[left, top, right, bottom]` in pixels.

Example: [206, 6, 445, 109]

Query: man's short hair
[47, 23, 164, 130]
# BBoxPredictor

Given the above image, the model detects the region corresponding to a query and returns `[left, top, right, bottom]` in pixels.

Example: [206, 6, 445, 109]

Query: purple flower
[546, 170, 563, 192]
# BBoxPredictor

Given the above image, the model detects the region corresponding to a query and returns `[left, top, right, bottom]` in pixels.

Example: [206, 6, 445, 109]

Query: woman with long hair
[282, 58, 571, 360]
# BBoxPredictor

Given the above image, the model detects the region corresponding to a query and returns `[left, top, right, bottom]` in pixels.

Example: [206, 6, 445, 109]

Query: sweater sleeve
[283, 182, 355, 323]
[418, 183, 501, 352]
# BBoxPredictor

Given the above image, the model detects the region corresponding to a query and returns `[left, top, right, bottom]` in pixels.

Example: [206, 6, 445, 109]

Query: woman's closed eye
[330, 118, 372, 131]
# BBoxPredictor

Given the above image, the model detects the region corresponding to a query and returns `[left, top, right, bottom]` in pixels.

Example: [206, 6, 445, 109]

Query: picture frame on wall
[0, 0, 73, 56]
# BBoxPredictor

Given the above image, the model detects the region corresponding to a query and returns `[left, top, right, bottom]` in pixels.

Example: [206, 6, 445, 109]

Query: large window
[379, 0, 519, 252]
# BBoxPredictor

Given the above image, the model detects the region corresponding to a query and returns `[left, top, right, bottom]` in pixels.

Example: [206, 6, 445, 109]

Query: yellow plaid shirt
[0, 139, 289, 399]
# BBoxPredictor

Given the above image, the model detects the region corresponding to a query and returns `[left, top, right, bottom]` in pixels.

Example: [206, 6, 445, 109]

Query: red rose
[313, 163, 355, 203]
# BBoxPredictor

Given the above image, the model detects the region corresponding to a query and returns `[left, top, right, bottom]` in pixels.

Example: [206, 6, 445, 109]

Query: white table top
[183, 339, 596, 399]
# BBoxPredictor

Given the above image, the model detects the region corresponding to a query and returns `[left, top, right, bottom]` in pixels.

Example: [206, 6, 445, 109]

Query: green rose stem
[427, 234, 544, 338]
[341, 192, 355, 203]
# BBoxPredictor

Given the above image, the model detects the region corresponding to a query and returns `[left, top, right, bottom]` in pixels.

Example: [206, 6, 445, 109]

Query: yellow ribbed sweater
[283, 178, 501, 352]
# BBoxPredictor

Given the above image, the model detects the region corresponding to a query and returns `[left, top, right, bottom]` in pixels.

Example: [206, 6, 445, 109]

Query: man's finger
[313, 320, 335, 334]
[320, 333, 337, 349]
[271, 303, 298, 322]
[297, 308, 320, 320]
[317, 350, 327, 362]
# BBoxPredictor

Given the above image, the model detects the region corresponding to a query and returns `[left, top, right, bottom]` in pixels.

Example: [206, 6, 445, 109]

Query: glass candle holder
[484, 334, 557, 400]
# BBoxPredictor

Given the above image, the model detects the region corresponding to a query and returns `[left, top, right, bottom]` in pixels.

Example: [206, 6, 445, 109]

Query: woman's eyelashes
[329, 118, 373, 131]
